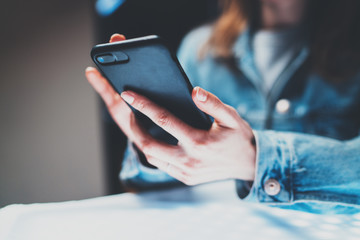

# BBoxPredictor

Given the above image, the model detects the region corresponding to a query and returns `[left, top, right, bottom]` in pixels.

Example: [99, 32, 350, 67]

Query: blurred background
[0, 0, 217, 207]
[0, 0, 103, 207]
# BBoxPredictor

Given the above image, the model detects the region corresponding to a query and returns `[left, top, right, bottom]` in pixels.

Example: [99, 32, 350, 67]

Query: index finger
[85, 67, 119, 107]
[85, 34, 126, 105]
[85, 67, 133, 130]
[85, 67, 153, 146]
[121, 90, 204, 144]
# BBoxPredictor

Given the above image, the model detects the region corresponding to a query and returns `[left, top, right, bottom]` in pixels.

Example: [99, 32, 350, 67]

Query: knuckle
[110, 102, 130, 123]
[146, 156, 156, 165]
[111, 110, 124, 126]
[145, 155, 153, 163]
[104, 94, 114, 107]
[139, 139, 152, 152]
[180, 167, 198, 186]
[210, 96, 223, 110]
[156, 111, 171, 128]
[211, 101, 222, 112]
[109, 102, 121, 115]
[175, 149, 186, 160]
[136, 100, 147, 111]
[128, 113, 136, 125]
[226, 105, 243, 126]
[184, 159, 201, 170]
[128, 114, 139, 131]
[227, 105, 238, 116]
[184, 178, 196, 186]
[181, 174, 194, 186]
[189, 132, 208, 147]
[142, 145, 151, 155]
[230, 107, 241, 120]
[183, 181, 194, 186]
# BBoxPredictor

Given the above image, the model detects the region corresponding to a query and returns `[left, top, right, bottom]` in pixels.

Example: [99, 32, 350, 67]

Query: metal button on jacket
[264, 179, 281, 196]
[276, 99, 291, 114]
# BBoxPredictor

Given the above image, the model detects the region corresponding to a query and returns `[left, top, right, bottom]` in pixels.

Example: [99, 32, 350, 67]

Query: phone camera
[96, 54, 116, 65]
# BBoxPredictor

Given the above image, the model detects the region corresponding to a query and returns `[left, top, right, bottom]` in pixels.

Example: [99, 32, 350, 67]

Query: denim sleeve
[242, 130, 360, 213]
[119, 141, 181, 191]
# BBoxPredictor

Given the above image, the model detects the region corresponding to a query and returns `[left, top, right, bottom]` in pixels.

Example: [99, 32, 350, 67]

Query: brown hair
[205, 0, 360, 81]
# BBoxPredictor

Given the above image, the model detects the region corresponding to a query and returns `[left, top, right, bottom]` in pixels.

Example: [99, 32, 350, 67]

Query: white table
[1, 181, 359, 240]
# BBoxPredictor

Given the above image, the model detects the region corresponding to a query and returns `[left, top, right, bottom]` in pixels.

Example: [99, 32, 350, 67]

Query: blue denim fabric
[120, 142, 180, 190]
[120, 26, 360, 213]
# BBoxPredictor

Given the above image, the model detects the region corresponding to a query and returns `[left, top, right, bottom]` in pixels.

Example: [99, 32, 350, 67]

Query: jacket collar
[232, 27, 310, 101]
[232, 28, 262, 90]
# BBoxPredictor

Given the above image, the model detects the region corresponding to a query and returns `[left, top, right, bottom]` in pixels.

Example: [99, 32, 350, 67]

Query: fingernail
[196, 87, 207, 102]
[85, 69, 96, 80]
[121, 91, 135, 104]
[85, 66, 94, 72]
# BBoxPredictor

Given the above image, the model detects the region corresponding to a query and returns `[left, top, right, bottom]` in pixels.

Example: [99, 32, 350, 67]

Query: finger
[110, 33, 126, 43]
[141, 142, 182, 165]
[85, 67, 182, 156]
[85, 67, 140, 139]
[146, 156, 191, 184]
[192, 87, 240, 128]
[143, 145, 192, 172]
[126, 113, 157, 148]
[120, 90, 203, 144]
[85, 67, 120, 106]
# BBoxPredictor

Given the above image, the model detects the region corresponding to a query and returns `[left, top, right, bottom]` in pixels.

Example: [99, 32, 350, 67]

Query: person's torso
[178, 26, 360, 140]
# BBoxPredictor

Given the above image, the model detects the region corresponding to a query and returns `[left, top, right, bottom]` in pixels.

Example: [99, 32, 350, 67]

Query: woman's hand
[85, 34, 256, 185]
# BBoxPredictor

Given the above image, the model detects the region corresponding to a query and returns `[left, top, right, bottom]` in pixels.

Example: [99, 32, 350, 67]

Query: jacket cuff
[244, 130, 294, 203]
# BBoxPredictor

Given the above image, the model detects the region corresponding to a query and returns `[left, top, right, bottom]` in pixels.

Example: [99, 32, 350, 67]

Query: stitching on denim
[287, 134, 296, 203]
[252, 130, 262, 202]
[278, 135, 292, 203]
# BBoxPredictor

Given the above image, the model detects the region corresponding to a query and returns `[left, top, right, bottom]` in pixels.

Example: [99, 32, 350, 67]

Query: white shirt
[253, 28, 301, 93]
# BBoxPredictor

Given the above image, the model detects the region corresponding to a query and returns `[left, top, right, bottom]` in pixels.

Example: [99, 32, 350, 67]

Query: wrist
[246, 134, 257, 181]
[233, 130, 257, 181]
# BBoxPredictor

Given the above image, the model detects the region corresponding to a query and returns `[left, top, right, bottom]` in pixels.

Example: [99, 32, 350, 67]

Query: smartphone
[91, 35, 212, 145]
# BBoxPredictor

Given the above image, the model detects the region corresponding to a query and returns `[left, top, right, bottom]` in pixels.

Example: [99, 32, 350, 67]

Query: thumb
[110, 33, 126, 43]
[192, 87, 240, 128]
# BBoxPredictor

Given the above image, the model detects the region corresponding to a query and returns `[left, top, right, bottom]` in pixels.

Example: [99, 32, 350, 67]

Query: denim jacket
[120, 26, 360, 214]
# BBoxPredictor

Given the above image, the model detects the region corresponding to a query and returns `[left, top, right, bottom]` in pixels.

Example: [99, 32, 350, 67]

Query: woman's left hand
[120, 87, 256, 185]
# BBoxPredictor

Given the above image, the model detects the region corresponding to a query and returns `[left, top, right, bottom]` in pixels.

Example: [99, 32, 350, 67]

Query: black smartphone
[91, 35, 212, 146]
